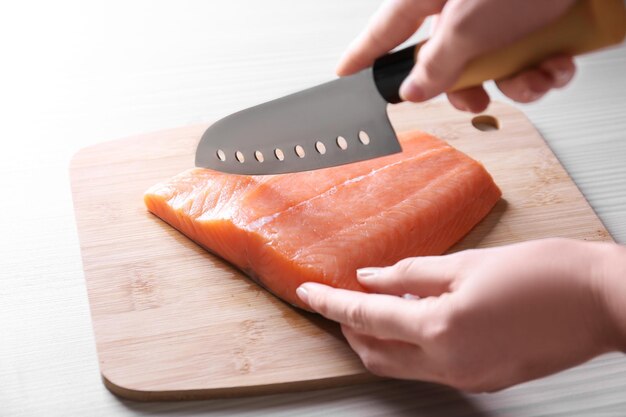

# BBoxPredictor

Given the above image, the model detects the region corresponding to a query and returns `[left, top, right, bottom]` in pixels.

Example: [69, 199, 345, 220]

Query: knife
[196, 0, 626, 175]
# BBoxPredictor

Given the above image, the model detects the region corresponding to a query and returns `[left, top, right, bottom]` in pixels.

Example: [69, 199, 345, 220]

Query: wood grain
[70, 101, 611, 401]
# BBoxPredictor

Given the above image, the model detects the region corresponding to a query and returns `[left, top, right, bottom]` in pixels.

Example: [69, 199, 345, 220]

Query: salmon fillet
[144, 131, 501, 309]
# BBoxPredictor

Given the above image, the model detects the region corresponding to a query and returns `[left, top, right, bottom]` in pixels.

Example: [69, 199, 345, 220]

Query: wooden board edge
[102, 371, 380, 401]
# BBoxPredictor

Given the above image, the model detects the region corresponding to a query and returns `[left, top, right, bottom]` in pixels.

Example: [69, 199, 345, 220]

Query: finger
[495, 67, 553, 103]
[336, 0, 446, 76]
[297, 282, 431, 343]
[356, 255, 461, 297]
[446, 85, 490, 113]
[496, 55, 575, 103]
[539, 55, 576, 88]
[342, 325, 434, 380]
[399, 28, 466, 102]
[400, 0, 576, 102]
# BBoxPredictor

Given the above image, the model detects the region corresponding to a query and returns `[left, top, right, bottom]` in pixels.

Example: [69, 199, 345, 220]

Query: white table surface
[2, 1, 626, 415]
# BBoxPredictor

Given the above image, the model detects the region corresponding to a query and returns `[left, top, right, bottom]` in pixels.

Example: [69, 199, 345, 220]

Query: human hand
[297, 238, 626, 392]
[337, 0, 578, 112]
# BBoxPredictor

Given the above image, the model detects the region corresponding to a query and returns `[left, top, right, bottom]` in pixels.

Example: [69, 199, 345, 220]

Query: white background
[1, 1, 626, 415]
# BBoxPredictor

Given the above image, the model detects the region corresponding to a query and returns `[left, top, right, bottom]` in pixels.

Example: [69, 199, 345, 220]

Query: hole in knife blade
[216, 149, 226, 161]
[336, 136, 348, 150]
[315, 141, 326, 154]
[358, 131, 371, 145]
[295, 145, 305, 158]
[235, 151, 245, 163]
[274, 148, 285, 161]
[254, 151, 264, 162]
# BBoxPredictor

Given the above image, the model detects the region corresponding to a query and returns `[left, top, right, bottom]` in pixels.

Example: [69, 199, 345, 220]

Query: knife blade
[195, 66, 402, 175]
[196, 0, 625, 175]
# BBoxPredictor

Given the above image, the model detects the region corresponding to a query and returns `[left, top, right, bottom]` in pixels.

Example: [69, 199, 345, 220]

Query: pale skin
[296, 0, 626, 392]
[297, 239, 626, 392]
[336, 0, 578, 112]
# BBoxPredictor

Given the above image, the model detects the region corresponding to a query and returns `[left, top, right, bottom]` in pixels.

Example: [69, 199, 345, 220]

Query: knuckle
[308, 289, 327, 313]
[420, 319, 447, 344]
[438, 8, 488, 62]
[392, 257, 416, 277]
[443, 1, 486, 47]
[421, 307, 459, 346]
[423, 321, 453, 347]
[418, 54, 446, 82]
[446, 14, 472, 43]
[343, 302, 368, 331]
[365, 26, 386, 50]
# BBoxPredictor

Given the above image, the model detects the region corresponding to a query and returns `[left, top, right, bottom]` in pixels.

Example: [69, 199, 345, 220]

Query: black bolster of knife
[372, 44, 416, 104]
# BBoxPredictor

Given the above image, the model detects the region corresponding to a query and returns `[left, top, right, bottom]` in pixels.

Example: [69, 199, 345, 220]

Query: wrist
[593, 242, 626, 353]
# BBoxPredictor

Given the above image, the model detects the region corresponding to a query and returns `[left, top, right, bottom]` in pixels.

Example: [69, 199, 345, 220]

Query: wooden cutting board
[70, 101, 611, 401]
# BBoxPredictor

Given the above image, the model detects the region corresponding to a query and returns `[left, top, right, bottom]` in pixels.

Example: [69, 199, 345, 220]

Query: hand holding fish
[336, 0, 577, 112]
[297, 239, 626, 392]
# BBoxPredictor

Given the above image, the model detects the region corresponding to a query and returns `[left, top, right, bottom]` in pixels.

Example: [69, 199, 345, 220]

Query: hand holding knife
[196, 0, 626, 176]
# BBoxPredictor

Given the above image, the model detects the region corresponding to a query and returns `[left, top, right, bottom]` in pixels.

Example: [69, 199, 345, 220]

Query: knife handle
[373, 0, 626, 104]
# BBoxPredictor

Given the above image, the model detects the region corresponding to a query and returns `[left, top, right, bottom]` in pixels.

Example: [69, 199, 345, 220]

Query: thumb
[357, 255, 461, 297]
[399, 32, 468, 102]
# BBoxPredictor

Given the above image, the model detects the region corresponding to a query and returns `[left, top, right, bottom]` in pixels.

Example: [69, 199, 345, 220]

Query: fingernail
[455, 102, 469, 112]
[399, 78, 425, 102]
[554, 69, 569, 83]
[356, 267, 382, 283]
[296, 285, 309, 303]
[553, 68, 573, 85]
[521, 89, 542, 102]
[402, 293, 420, 300]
